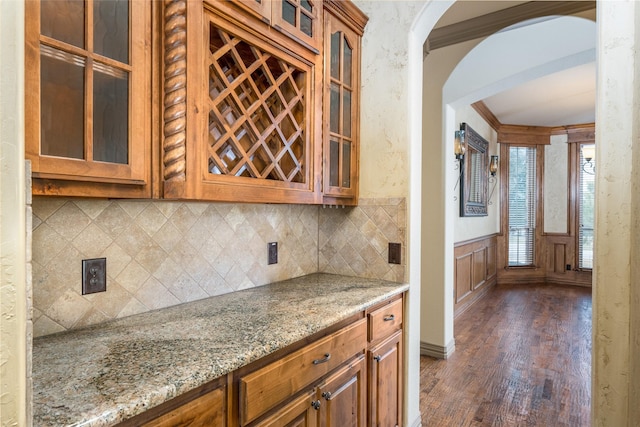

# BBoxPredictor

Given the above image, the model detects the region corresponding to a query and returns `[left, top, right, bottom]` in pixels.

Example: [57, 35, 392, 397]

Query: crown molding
[425, 1, 596, 54]
[472, 101, 501, 132]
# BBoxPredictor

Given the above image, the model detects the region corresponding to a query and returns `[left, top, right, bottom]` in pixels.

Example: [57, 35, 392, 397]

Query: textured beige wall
[355, 0, 424, 200]
[453, 104, 500, 243]
[593, 1, 639, 425]
[0, 1, 28, 425]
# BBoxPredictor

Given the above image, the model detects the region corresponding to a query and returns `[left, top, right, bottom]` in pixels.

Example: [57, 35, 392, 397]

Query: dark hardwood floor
[420, 283, 592, 426]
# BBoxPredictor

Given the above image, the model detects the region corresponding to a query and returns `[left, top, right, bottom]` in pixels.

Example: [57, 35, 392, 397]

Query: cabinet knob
[322, 391, 332, 400]
[311, 400, 321, 410]
[312, 353, 331, 365]
[383, 314, 395, 322]
[373, 355, 382, 362]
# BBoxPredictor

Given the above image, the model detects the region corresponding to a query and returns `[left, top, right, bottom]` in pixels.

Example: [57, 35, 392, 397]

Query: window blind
[508, 146, 536, 266]
[578, 143, 595, 269]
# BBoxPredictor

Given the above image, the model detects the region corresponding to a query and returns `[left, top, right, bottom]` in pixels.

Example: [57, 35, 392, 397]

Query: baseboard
[409, 414, 422, 427]
[455, 277, 496, 318]
[420, 338, 455, 359]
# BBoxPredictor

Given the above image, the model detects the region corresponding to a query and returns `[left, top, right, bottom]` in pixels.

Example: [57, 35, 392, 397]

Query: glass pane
[94, 0, 129, 63]
[342, 90, 351, 138]
[330, 140, 339, 187]
[93, 64, 129, 164]
[41, 0, 84, 48]
[343, 38, 352, 86]
[301, 0, 312, 12]
[508, 146, 536, 266]
[330, 32, 340, 80]
[579, 143, 595, 269]
[342, 142, 351, 188]
[282, 1, 296, 26]
[330, 83, 340, 133]
[40, 47, 85, 159]
[300, 14, 312, 37]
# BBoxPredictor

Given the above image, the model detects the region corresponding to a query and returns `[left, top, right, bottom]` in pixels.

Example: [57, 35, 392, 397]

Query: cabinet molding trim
[163, 0, 188, 182]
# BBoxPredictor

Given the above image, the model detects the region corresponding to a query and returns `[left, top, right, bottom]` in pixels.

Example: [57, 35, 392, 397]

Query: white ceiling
[439, 1, 597, 128]
[482, 62, 596, 127]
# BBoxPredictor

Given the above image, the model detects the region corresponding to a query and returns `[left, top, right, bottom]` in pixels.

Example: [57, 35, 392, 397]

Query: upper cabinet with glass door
[322, 1, 367, 205]
[25, 0, 151, 197]
[232, 0, 322, 52]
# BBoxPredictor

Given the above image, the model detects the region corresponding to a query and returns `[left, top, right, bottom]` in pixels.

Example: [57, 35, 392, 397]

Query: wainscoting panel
[455, 253, 472, 303]
[454, 234, 498, 317]
[554, 243, 567, 274]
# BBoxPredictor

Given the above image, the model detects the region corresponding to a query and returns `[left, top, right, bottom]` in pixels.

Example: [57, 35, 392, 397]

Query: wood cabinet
[141, 386, 226, 427]
[115, 293, 404, 427]
[28, 0, 367, 205]
[239, 318, 367, 425]
[317, 354, 366, 427]
[321, 2, 366, 205]
[25, 0, 153, 198]
[117, 377, 227, 427]
[168, 0, 323, 204]
[367, 298, 403, 427]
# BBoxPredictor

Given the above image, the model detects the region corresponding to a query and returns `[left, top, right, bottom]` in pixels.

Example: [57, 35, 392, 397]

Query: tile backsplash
[32, 197, 406, 337]
[319, 198, 406, 282]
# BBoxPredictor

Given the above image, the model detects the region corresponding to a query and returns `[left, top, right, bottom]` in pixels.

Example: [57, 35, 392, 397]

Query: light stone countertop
[32, 273, 409, 427]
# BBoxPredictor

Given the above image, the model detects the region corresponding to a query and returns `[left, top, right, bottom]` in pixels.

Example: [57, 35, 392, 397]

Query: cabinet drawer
[368, 298, 403, 343]
[141, 386, 225, 427]
[239, 318, 367, 425]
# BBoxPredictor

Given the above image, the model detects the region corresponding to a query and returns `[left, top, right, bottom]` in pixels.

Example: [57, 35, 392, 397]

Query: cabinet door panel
[368, 331, 402, 427]
[26, 0, 150, 196]
[318, 355, 366, 427]
[254, 390, 318, 427]
[322, 10, 361, 203]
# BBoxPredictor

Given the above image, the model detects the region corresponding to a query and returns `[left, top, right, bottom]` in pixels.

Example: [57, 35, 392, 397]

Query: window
[508, 146, 537, 266]
[578, 143, 595, 269]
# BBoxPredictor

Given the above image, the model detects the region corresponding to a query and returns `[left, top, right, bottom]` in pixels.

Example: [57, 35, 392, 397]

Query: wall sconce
[581, 144, 595, 175]
[489, 155, 499, 177]
[488, 155, 499, 204]
[454, 129, 466, 160]
[453, 127, 466, 198]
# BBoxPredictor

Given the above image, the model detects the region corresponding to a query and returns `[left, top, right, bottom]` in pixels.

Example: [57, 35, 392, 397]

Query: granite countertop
[33, 273, 409, 426]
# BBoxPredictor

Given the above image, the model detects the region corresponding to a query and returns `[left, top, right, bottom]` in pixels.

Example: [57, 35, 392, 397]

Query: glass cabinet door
[324, 11, 359, 200]
[26, 0, 148, 188]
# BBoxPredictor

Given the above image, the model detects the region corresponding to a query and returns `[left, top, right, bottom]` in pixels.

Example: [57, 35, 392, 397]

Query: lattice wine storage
[206, 18, 311, 188]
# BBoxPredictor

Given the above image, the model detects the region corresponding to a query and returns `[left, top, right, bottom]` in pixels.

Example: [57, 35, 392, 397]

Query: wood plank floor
[420, 283, 592, 426]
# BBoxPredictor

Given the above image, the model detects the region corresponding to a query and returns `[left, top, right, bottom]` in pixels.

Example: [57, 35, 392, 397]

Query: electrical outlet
[82, 258, 107, 295]
[268, 242, 278, 265]
[566, 264, 572, 271]
[388, 243, 401, 264]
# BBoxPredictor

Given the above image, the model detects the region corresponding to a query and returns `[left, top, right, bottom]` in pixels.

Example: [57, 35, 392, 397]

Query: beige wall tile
[32, 198, 405, 337]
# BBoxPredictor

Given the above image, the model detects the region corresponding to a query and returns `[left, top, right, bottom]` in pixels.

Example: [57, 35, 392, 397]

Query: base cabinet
[368, 331, 402, 427]
[254, 390, 318, 427]
[117, 294, 404, 427]
[317, 355, 366, 427]
[141, 386, 226, 427]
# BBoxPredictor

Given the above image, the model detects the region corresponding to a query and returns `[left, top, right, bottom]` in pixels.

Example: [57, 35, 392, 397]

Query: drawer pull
[312, 353, 331, 365]
[311, 400, 321, 410]
[383, 314, 395, 321]
[373, 355, 382, 362]
[322, 391, 332, 400]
